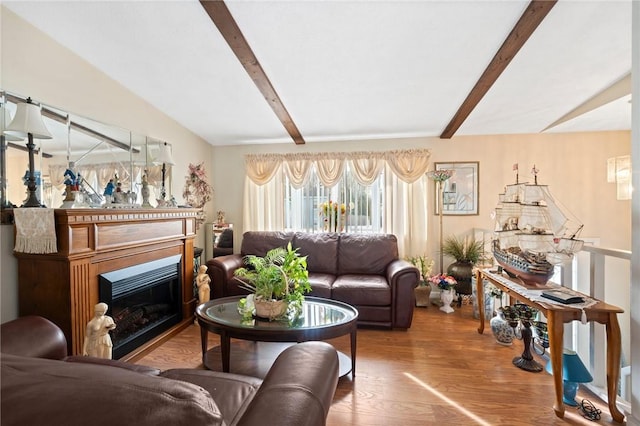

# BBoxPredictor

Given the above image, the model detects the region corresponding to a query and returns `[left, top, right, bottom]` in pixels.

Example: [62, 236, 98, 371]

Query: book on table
[541, 289, 585, 304]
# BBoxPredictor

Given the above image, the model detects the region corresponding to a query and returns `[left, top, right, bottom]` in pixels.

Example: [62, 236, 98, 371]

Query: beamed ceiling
[3, 0, 633, 146]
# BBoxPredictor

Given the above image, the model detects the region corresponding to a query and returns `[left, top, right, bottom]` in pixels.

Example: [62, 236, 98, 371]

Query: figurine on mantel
[103, 178, 115, 204]
[140, 171, 153, 208]
[83, 302, 116, 359]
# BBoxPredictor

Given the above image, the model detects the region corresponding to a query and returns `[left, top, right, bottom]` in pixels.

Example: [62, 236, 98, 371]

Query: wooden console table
[476, 269, 624, 423]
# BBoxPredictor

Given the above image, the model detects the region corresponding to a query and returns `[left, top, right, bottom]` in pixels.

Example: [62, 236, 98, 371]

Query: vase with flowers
[429, 273, 457, 313]
[183, 162, 213, 229]
[408, 255, 434, 307]
[319, 200, 349, 232]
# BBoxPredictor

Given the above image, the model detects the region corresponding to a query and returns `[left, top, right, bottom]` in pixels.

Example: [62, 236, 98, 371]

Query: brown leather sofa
[206, 231, 420, 329]
[1, 316, 339, 426]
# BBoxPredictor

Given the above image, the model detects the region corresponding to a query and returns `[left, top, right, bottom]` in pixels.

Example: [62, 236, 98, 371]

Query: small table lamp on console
[3, 98, 52, 207]
[545, 348, 593, 406]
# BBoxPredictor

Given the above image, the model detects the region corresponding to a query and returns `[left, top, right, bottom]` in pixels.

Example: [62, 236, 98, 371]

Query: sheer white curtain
[243, 149, 431, 256]
[243, 167, 285, 232]
[384, 166, 428, 258]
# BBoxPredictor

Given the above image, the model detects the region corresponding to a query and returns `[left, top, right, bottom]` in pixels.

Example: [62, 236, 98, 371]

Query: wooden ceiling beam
[200, 0, 305, 145]
[440, 0, 557, 139]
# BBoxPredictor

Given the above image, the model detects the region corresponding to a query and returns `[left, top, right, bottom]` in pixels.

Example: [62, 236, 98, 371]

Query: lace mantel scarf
[13, 208, 58, 254]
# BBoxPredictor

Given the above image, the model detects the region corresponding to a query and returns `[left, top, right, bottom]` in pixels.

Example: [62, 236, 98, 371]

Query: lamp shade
[153, 142, 175, 166]
[545, 349, 593, 383]
[2, 108, 24, 141]
[545, 348, 593, 406]
[4, 100, 52, 139]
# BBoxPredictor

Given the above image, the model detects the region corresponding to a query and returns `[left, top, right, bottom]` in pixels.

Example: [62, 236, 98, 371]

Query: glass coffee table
[196, 296, 358, 378]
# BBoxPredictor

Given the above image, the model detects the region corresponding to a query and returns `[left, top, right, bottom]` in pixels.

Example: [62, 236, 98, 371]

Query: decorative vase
[447, 260, 474, 299]
[490, 307, 515, 346]
[439, 288, 455, 313]
[254, 298, 288, 320]
[141, 184, 152, 208]
[414, 284, 432, 307]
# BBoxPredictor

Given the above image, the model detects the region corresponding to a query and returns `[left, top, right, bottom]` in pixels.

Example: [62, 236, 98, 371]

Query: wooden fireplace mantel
[14, 207, 200, 360]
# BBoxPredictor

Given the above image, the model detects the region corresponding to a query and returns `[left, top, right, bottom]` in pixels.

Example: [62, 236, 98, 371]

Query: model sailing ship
[492, 165, 584, 287]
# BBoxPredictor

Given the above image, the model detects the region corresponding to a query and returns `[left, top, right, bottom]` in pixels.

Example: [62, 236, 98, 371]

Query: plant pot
[447, 261, 473, 295]
[439, 288, 455, 313]
[414, 284, 431, 307]
[254, 299, 288, 320]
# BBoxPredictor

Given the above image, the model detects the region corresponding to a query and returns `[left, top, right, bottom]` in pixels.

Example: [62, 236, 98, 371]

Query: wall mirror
[1, 90, 172, 216]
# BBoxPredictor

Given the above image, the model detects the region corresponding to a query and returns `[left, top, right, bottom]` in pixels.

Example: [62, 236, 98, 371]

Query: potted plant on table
[407, 255, 434, 307]
[234, 243, 311, 320]
[441, 234, 484, 296]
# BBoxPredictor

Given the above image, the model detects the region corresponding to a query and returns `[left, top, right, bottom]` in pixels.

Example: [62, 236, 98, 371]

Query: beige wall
[213, 131, 631, 259]
[1, 7, 214, 321]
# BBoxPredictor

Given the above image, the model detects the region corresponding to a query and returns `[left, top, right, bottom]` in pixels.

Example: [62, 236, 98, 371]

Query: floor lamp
[427, 169, 454, 273]
[4, 98, 52, 207]
[153, 142, 175, 204]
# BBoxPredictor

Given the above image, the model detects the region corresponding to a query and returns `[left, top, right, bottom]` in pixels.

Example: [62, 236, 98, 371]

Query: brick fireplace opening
[99, 254, 183, 360]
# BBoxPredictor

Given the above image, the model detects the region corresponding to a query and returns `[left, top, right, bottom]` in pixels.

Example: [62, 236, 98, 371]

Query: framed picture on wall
[434, 162, 479, 215]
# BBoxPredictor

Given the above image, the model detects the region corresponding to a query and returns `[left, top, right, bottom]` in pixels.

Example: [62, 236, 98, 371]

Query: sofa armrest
[237, 341, 339, 426]
[386, 259, 420, 329]
[206, 254, 245, 298]
[0, 315, 68, 360]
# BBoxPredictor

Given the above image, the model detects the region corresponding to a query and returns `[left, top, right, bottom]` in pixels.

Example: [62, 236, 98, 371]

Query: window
[284, 163, 384, 234]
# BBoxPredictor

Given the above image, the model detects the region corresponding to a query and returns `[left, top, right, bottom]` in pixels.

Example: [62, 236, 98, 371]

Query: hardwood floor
[136, 303, 624, 425]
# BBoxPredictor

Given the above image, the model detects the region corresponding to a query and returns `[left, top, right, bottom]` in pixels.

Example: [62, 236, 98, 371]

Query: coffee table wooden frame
[196, 296, 358, 377]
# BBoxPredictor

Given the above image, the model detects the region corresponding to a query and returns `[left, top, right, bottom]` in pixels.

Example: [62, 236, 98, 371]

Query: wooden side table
[476, 269, 625, 423]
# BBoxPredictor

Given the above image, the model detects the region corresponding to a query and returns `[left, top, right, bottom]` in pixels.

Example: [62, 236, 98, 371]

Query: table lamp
[4, 98, 52, 207]
[545, 348, 593, 406]
[153, 142, 175, 202]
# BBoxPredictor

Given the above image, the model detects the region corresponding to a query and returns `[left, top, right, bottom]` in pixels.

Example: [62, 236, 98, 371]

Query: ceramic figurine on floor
[83, 302, 116, 359]
[197, 265, 211, 303]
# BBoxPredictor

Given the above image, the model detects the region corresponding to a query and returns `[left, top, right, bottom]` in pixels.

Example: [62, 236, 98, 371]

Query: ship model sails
[492, 167, 584, 286]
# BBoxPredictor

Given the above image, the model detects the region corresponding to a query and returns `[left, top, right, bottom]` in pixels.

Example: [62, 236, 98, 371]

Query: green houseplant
[407, 255, 434, 307]
[234, 243, 311, 320]
[441, 235, 484, 296]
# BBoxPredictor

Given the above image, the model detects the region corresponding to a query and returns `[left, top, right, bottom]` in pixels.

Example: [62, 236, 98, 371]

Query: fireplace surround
[14, 208, 198, 359]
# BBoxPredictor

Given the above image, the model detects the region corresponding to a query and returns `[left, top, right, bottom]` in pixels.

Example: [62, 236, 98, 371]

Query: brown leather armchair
[1, 315, 339, 426]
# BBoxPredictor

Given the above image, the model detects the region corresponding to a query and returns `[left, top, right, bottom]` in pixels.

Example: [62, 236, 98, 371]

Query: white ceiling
[3, 0, 633, 146]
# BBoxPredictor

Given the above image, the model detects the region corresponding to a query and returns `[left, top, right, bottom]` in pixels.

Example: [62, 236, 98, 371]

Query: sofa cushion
[338, 233, 399, 275]
[292, 232, 339, 274]
[161, 369, 261, 425]
[240, 231, 295, 257]
[1, 353, 223, 426]
[306, 272, 335, 298]
[217, 228, 234, 248]
[331, 274, 391, 306]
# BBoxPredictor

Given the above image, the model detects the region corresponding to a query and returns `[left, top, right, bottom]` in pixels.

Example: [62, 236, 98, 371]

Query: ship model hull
[492, 240, 554, 287]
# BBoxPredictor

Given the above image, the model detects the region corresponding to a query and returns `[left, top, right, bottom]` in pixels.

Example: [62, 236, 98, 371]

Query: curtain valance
[245, 149, 431, 186]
